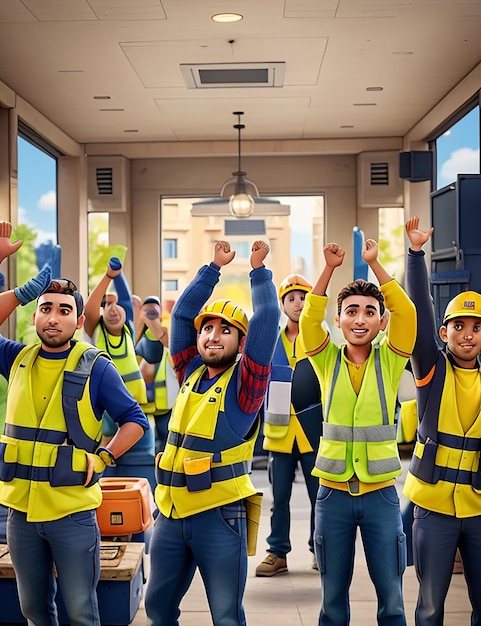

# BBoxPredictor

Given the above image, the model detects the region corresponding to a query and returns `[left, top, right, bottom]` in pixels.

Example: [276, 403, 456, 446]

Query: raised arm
[0, 221, 22, 264]
[170, 241, 234, 380]
[83, 258, 122, 338]
[312, 243, 345, 296]
[0, 265, 52, 325]
[405, 216, 439, 378]
[362, 238, 391, 285]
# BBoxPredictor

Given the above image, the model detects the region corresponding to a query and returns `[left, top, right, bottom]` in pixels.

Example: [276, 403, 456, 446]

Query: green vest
[314, 344, 404, 483]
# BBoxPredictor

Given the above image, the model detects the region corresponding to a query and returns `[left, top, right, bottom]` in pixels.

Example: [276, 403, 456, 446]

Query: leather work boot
[255, 553, 288, 577]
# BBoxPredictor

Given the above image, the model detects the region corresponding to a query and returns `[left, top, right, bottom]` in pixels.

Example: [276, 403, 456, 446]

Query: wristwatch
[96, 446, 117, 467]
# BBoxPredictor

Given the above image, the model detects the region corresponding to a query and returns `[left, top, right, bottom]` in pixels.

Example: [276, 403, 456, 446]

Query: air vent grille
[181, 63, 285, 89]
[370, 162, 389, 186]
[96, 168, 114, 195]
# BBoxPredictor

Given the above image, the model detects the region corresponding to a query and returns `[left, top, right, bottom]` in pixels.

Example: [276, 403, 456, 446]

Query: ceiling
[0, 0, 480, 147]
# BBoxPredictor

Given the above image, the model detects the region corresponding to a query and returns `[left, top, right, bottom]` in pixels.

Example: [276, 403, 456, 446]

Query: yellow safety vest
[154, 362, 258, 518]
[0, 342, 107, 521]
[404, 354, 481, 517]
[143, 349, 179, 415]
[313, 343, 404, 483]
[94, 322, 147, 405]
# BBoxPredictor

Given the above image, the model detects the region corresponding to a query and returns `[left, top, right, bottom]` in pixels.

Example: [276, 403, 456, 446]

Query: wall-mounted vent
[180, 62, 285, 89]
[370, 162, 389, 186]
[96, 167, 114, 195]
[357, 152, 403, 209]
[88, 156, 130, 212]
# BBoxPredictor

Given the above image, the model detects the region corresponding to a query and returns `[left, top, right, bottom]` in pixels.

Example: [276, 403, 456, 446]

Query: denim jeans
[267, 449, 318, 557]
[413, 506, 481, 626]
[315, 485, 406, 626]
[7, 508, 101, 626]
[145, 505, 248, 625]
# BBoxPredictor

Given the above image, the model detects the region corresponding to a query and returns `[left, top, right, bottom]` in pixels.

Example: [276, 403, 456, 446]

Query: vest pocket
[50, 445, 100, 487]
[316, 439, 346, 474]
[0, 441, 17, 481]
[410, 437, 438, 484]
[366, 440, 401, 475]
[184, 456, 212, 492]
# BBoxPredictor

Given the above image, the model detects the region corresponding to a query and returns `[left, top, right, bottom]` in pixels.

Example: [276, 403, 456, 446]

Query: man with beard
[145, 239, 280, 626]
[0, 223, 148, 625]
[256, 274, 323, 576]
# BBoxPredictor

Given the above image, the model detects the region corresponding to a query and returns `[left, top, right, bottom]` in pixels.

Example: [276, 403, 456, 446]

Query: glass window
[229, 241, 250, 258]
[164, 238, 178, 259]
[435, 106, 480, 190]
[163, 279, 178, 291]
[16, 136, 57, 342]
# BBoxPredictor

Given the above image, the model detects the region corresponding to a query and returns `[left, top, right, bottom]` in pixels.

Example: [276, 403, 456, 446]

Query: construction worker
[256, 274, 322, 576]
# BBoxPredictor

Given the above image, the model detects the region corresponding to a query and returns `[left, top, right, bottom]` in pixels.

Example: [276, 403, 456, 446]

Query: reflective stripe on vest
[316, 345, 400, 478]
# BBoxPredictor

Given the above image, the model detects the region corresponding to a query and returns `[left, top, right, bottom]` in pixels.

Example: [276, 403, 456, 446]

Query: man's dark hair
[41, 279, 84, 319]
[336, 279, 385, 316]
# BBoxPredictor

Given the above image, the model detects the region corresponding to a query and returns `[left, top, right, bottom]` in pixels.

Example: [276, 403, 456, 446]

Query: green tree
[13, 223, 40, 343]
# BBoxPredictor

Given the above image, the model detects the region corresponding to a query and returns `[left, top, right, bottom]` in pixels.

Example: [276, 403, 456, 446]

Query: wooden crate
[0, 542, 144, 625]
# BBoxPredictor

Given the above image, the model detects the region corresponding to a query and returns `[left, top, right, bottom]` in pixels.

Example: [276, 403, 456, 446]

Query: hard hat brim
[194, 311, 248, 335]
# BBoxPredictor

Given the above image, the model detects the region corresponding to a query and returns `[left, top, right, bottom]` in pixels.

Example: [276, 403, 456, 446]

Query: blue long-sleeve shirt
[170, 262, 280, 437]
[0, 337, 148, 430]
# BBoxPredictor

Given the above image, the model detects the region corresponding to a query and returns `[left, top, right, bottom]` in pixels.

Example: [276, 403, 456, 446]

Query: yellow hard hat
[194, 299, 249, 335]
[278, 274, 312, 301]
[443, 291, 481, 323]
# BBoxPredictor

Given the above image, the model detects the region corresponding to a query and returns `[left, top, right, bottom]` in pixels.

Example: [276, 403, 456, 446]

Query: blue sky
[18, 137, 57, 245]
[436, 107, 480, 188]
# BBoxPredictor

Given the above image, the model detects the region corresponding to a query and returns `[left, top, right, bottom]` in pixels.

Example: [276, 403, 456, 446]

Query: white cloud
[439, 147, 480, 186]
[34, 229, 57, 246]
[38, 190, 56, 211]
[18, 205, 56, 245]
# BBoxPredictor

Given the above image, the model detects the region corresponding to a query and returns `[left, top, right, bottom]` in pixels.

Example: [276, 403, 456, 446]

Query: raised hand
[324, 243, 345, 268]
[250, 240, 270, 269]
[213, 240, 236, 267]
[405, 216, 434, 252]
[107, 257, 123, 279]
[0, 221, 23, 264]
[362, 239, 379, 265]
[14, 264, 52, 305]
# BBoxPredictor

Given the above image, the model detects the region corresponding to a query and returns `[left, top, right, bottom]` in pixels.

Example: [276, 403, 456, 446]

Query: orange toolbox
[96, 477, 155, 537]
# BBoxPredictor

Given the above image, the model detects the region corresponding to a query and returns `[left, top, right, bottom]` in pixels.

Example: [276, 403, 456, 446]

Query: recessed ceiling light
[211, 13, 243, 23]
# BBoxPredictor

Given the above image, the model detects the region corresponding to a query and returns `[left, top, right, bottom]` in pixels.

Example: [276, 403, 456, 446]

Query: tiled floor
[131, 459, 471, 625]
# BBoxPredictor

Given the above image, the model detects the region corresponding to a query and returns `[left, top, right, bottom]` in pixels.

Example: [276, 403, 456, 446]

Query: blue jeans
[413, 506, 481, 626]
[315, 485, 406, 626]
[145, 505, 248, 625]
[267, 449, 318, 557]
[7, 508, 101, 626]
